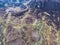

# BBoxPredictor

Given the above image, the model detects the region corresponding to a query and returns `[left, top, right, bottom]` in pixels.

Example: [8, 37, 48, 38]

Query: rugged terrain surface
[0, 8, 59, 45]
[0, 0, 60, 45]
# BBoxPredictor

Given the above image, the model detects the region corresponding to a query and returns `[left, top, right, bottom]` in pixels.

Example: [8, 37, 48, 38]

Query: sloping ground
[0, 1, 60, 45]
[2, 10, 41, 45]
[29, 8, 60, 45]
[0, 0, 60, 45]
[0, 8, 59, 45]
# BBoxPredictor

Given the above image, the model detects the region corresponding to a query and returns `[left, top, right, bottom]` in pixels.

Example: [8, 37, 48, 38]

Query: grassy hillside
[0, 8, 60, 45]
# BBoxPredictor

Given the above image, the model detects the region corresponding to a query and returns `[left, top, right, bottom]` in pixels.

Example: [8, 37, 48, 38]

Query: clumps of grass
[1, 8, 59, 45]
[32, 20, 44, 45]
[0, 16, 3, 23]
[33, 18, 59, 45]
[0, 16, 4, 45]
[2, 11, 45, 45]
[56, 30, 60, 45]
